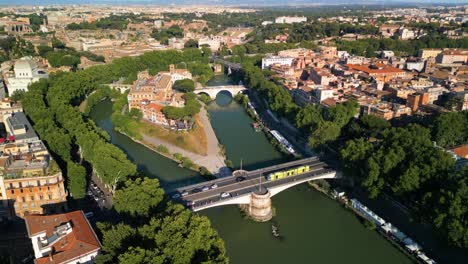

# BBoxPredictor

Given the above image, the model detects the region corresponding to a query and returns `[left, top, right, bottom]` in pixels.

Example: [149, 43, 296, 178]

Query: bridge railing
[188, 168, 336, 211]
[176, 157, 320, 193]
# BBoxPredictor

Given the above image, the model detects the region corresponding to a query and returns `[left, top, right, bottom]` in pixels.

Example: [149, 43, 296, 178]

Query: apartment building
[25, 211, 101, 264]
[0, 112, 67, 218]
[261, 55, 294, 69]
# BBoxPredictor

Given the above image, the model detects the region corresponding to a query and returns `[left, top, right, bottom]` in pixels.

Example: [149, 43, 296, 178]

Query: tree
[113, 177, 164, 217]
[173, 79, 195, 93]
[432, 111, 468, 148]
[51, 37, 66, 49]
[308, 121, 340, 148]
[184, 39, 198, 48]
[67, 162, 87, 199]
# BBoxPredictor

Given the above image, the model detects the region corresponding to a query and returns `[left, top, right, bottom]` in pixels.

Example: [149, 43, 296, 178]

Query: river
[90, 75, 413, 264]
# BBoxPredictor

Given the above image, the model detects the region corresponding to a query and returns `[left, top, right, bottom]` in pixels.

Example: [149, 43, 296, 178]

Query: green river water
[90, 76, 413, 264]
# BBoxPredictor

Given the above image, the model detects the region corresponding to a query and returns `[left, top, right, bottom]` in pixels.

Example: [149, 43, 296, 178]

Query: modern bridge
[175, 157, 336, 215]
[195, 85, 247, 98]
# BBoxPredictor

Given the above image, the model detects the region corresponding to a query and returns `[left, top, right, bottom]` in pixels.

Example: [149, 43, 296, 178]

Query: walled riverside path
[141, 105, 229, 177]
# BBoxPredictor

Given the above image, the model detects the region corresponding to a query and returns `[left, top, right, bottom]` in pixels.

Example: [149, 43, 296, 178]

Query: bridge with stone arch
[195, 85, 247, 98]
[175, 157, 337, 221]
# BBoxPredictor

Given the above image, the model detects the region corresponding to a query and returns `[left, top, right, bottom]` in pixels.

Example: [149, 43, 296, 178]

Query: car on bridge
[220, 192, 231, 198]
[210, 184, 218, 189]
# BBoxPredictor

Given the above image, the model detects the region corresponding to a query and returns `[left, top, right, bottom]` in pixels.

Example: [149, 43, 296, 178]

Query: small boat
[271, 224, 280, 238]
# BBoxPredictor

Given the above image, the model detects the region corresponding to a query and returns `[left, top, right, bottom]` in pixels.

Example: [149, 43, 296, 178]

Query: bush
[155, 144, 169, 153]
[173, 153, 183, 161]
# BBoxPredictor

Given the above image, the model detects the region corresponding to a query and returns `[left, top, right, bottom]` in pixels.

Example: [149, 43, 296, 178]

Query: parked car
[220, 192, 231, 198]
[210, 184, 218, 189]
[192, 188, 201, 193]
[181, 190, 189, 196]
[201, 186, 210, 191]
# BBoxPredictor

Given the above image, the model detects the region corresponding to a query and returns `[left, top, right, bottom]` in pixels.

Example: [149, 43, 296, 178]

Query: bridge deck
[189, 168, 335, 211]
[176, 156, 319, 193]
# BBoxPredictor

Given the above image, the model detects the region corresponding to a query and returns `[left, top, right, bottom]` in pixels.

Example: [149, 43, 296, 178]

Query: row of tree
[20, 48, 228, 262]
[340, 112, 468, 248]
[335, 36, 468, 57]
[235, 54, 466, 248]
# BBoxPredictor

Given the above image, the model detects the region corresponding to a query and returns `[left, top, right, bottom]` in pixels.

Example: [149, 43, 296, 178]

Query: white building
[5, 57, 48, 95]
[261, 21, 273, 26]
[315, 89, 334, 102]
[406, 61, 425, 72]
[198, 36, 223, 51]
[261, 55, 294, 69]
[275, 16, 307, 24]
[25, 211, 101, 264]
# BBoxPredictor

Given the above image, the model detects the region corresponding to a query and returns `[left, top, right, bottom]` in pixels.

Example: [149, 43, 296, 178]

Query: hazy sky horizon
[0, 0, 466, 6]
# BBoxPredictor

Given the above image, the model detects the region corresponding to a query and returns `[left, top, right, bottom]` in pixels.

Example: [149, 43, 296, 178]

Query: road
[176, 158, 331, 210]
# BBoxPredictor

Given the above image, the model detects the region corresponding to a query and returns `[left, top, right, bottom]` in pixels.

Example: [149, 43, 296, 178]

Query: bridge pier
[241, 189, 272, 222]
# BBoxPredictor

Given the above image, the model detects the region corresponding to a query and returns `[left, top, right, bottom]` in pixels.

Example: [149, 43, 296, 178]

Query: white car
[210, 184, 218, 189]
[201, 186, 210, 192]
[220, 192, 231, 198]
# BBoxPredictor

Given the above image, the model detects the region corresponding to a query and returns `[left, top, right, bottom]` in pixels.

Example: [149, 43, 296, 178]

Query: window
[48, 194, 52, 200]
[39, 195, 43, 200]
[20, 189, 23, 193]
[21, 197, 25, 202]
[10, 190, 14, 194]
[29, 188, 32, 192]
[37, 180, 40, 186]
[9, 183, 13, 189]
[19, 182, 22, 188]
[30, 196, 34, 201]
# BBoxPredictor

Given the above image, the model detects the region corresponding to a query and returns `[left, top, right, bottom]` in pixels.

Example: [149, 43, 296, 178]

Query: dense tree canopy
[173, 79, 195, 93]
[113, 177, 164, 217]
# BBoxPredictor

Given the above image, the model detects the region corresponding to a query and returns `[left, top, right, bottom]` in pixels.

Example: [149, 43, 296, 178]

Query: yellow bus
[266, 165, 310, 181]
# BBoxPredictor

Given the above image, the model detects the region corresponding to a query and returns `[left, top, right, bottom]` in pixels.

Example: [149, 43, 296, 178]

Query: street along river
[90, 76, 412, 264]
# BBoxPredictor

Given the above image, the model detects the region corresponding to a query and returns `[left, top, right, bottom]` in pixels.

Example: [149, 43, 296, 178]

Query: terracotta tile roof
[146, 103, 164, 112]
[451, 145, 468, 159]
[25, 211, 101, 264]
[345, 63, 405, 74]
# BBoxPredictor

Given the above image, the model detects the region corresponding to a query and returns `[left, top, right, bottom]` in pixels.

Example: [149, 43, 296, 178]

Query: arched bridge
[195, 85, 247, 98]
[175, 157, 337, 212]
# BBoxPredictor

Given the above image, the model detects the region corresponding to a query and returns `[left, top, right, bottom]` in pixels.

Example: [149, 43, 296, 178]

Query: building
[4, 21, 32, 34]
[127, 71, 185, 127]
[310, 68, 336, 86]
[198, 36, 223, 51]
[278, 48, 314, 59]
[275, 16, 307, 24]
[25, 211, 101, 264]
[435, 49, 468, 65]
[418, 49, 442, 60]
[379, 24, 401, 38]
[4, 57, 48, 95]
[345, 63, 407, 83]
[319, 46, 337, 60]
[0, 111, 67, 218]
[160, 64, 192, 83]
[261, 56, 294, 69]
[5, 112, 40, 143]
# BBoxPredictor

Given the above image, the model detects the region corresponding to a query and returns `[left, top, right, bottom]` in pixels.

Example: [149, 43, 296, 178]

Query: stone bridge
[195, 85, 247, 98]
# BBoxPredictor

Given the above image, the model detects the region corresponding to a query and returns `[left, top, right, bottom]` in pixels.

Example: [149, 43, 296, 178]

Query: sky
[0, 0, 465, 6]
